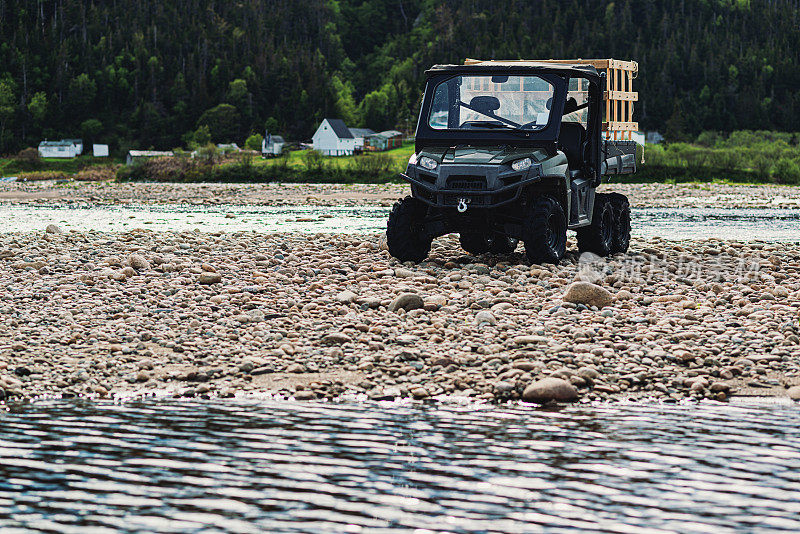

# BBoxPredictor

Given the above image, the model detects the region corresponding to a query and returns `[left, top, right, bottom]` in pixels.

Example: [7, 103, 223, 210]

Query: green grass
[10, 133, 800, 186]
[252, 141, 415, 170]
[0, 155, 122, 177]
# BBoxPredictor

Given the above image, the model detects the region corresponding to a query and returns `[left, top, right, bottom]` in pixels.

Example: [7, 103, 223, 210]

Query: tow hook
[457, 198, 468, 213]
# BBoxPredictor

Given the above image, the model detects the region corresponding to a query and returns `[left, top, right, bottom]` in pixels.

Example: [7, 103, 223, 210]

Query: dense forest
[0, 0, 798, 153]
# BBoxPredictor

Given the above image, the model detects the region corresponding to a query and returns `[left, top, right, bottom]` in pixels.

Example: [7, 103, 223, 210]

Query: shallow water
[1, 398, 799, 533]
[0, 204, 799, 241]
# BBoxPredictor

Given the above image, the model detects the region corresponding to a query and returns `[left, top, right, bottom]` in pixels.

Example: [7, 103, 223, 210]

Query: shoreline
[1, 180, 800, 209]
[2, 227, 798, 405]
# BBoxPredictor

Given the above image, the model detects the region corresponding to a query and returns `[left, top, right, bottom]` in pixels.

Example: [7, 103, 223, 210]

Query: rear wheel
[609, 192, 631, 253]
[576, 193, 614, 256]
[459, 233, 491, 255]
[523, 196, 567, 264]
[387, 196, 432, 263]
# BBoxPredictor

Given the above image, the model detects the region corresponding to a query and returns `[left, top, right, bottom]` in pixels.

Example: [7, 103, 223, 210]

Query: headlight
[511, 158, 532, 172]
[408, 153, 418, 165]
[419, 156, 438, 170]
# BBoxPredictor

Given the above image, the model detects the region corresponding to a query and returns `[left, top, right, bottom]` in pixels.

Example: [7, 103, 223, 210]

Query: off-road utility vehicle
[387, 59, 638, 264]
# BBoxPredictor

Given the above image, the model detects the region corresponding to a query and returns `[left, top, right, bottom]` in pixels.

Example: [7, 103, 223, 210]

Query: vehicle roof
[425, 61, 599, 79]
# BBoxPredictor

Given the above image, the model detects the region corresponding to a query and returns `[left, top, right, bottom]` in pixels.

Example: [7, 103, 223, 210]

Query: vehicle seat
[558, 122, 585, 170]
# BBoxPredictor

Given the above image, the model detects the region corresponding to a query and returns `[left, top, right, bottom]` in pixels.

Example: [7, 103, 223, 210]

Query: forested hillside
[0, 0, 798, 153]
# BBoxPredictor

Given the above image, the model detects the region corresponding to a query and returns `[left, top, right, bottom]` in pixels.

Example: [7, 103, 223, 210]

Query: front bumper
[401, 164, 541, 209]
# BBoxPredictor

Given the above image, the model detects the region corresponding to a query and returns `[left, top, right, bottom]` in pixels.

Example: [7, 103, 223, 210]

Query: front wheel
[609, 192, 631, 253]
[490, 235, 519, 254]
[387, 196, 432, 263]
[523, 196, 567, 264]
[576, 193, 614, 256]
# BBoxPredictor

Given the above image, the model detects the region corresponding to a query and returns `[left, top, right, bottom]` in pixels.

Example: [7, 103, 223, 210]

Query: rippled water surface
[1, 204, 799, 241]
[1, 399, 799, 533]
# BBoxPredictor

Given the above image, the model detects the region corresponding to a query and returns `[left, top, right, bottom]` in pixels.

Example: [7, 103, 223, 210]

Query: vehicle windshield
[428, 74, 555, 131]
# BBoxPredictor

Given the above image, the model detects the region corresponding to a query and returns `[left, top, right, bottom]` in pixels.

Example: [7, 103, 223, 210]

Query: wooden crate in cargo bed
[464, 58, 639, 140]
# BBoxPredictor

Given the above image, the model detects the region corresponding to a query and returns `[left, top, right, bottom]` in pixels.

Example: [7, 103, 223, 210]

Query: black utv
[387, 60, 637, 264]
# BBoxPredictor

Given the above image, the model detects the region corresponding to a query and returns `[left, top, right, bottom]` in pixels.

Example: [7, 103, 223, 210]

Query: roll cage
[415, 63, 604, 185]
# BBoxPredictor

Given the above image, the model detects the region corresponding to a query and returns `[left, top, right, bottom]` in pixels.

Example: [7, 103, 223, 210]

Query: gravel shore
[2, 227, 799, 404]
[2, 180, 800, 209]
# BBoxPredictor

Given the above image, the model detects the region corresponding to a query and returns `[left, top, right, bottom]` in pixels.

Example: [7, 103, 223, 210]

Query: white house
[312, 119, 356, 156]
[66, 139, 84, 155]
[262, 133, 285, 157]
[38, 140, 82, 158]
[93, 144, 109, 157]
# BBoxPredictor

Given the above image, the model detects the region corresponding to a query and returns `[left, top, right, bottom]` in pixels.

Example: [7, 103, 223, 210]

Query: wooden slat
[465, 58, 639, 72]
[603, 121, 639, 131]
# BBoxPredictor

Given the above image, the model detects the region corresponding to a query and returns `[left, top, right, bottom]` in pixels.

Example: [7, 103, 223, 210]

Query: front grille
[446, 175, 487, 190]
[418, 171, 437, 184]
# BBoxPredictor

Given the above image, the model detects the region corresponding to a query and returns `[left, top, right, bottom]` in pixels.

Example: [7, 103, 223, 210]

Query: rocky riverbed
[1, 226, 799, 404]
[2, 180, 800, 209]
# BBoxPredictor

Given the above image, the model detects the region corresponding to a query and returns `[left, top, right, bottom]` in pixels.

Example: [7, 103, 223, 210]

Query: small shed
[646, 131, 664, 145]
[365, 130, 403, 152]
[126, 150, 174, 166]
[93, 144, 109, 157]
[348, 128, 376, 151]
[38, 140, 81, 158]
[262, 134, 285, 156]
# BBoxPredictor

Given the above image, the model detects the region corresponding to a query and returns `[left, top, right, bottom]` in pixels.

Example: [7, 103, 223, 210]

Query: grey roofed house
[39, 140, 74, 147]
[326, 119, 354, 139]
[348, 128, 375, 139]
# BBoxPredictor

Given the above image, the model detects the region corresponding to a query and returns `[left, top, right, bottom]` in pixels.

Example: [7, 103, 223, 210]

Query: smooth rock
[128, 254, 150, 271]
[563, 282, 613, 309]
[522, 377, 579, 403]
[513, 335, 548, 345]
[294, 390, 316, 400]
[321, 332, 351, 345]
[335, 290, 358, 303]
[388, 293, 424, 312]
[475, 310, 497, 325]
[410, 387, 430, 399]
[45, 224, 62, 234]
[197, 272, 222, 284]
[394, 268, 416, 278]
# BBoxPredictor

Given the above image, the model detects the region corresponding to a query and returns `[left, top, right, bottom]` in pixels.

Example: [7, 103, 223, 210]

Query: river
[1, 398, 799, 533]
[1, 204, 799, 241]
